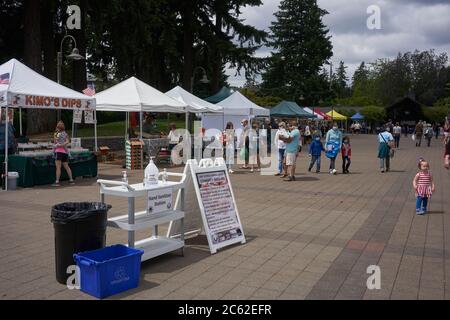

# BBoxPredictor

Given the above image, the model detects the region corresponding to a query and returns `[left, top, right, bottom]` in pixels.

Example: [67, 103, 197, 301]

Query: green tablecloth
[1, 152, 97, 188]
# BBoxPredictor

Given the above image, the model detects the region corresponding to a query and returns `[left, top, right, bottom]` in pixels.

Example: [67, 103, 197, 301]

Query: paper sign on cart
[147, 188, 173, 215]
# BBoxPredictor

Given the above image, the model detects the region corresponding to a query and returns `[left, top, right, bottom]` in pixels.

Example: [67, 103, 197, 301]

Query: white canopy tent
[166, 86, 222, 113]
[202, 91, 269, 132]
[166, 86, 223, 130]
[303, 107, 325, 120]
[0, 58, 96, 191]
[94, 77, 187, 139]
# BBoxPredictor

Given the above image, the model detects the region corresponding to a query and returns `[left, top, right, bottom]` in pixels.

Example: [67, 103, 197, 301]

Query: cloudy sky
[226, 0, 450, 87]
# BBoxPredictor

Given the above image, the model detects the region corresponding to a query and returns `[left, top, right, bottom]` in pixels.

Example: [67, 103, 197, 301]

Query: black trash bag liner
[51, 202, 111, 224]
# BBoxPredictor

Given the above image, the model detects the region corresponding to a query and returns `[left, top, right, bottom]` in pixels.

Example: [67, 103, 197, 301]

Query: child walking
[341, 136, 352, 174]
[308, 134, 325, 173]
[413, 159, 435, 215]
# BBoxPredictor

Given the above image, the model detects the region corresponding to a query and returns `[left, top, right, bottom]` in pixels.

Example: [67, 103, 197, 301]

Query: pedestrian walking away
[378, 126, 394, 173]
[393, 122, 402, 148]
[415, 121, 424, 147]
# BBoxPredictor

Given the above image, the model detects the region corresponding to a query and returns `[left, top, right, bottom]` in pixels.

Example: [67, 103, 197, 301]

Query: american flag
[0, 73, 10, 85]
[82, 84, 96, 96]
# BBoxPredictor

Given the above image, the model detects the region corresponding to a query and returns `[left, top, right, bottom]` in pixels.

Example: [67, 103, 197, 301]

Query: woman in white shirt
[393, 123, 402, 148]
[274, 122, 287, 176]
[168, 123, 180, 150]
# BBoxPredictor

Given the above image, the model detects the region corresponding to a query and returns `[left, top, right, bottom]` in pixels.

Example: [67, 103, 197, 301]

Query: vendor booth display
[202, 91, 269, 132]
[95, 77, 187, 140]
[303, 107, 325, 120]
[0, 58, 96, 190]
[125, 140, 144, 170]
[166, 86, 222, 114]
[312, 109, 332, 120]
[271, 101, 317, 118]
[166, 86, 223, 131]
[1, 151, 97, 188]
[351, 112, 364, 121]
[326, 110, 348, 121]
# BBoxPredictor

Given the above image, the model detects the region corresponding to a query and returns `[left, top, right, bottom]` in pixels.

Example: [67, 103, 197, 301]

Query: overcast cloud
[226, 0, 450, 87]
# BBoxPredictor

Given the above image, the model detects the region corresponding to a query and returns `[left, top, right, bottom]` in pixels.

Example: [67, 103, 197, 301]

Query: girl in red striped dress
[413, 159, 435, 215]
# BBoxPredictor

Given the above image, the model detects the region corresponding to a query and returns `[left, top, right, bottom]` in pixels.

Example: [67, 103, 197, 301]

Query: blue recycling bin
[74, 244, 144, 299]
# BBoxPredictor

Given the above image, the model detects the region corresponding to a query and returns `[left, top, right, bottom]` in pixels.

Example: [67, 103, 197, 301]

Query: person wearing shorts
[53, 121, 74, 187]
[280, 120, 300, 182]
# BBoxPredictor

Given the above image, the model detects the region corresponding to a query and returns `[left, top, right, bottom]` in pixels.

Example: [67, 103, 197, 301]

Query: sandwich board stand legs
[168, 158, 246, 255]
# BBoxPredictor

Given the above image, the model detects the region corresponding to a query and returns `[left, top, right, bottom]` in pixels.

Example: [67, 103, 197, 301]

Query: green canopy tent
[271, 101, 317, 118]
[204, 87, 233, 104]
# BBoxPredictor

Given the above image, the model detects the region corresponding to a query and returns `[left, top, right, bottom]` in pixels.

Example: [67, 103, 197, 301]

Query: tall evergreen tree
[262, 0, 333, 104]
[333, 61, 349, 99]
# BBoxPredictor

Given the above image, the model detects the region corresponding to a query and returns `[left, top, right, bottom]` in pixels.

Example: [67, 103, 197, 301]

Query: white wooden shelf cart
[98, 172, 186, 262]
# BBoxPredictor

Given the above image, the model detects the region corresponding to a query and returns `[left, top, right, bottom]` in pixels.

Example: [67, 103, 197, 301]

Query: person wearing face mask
[308, 134, 325, 173]
[325, 123, 343, 175]
[341, 136, 352, 174]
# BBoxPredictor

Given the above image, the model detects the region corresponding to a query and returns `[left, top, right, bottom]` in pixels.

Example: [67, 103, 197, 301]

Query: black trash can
[51, 202, 111, 285]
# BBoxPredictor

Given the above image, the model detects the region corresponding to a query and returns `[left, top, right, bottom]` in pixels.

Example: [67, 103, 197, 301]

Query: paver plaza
[0, 134, 448, 300]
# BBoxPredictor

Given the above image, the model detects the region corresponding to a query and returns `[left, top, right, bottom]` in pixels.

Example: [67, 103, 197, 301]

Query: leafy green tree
[240, 88, 282, 107]
[361, 106, 386, 124]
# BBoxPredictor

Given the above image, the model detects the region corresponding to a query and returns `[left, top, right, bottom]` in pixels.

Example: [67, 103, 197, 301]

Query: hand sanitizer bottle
[122, 171, 128, 189]
[144, 157, 159, 187]
[161, 169, 168, 184]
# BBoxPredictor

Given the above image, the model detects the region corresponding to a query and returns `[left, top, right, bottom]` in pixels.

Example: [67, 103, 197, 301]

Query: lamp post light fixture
[57, 34, 84, 120]
[187, 66, 210, 132]
[190, 66, 210, 93]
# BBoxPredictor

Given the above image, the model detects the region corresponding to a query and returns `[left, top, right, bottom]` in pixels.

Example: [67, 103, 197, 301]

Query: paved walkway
[0, 134, 448, 300]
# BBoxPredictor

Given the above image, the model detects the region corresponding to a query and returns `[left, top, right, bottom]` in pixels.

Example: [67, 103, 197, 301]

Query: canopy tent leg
[94, 110, 98, 152]
[125, 112, 128, 140]
[4, 106, 9, 191]
[19, 107, 22, 137]
[72, 113, 75, 139]
[185, 111, 189, 132]
[140, 111, 143, 140]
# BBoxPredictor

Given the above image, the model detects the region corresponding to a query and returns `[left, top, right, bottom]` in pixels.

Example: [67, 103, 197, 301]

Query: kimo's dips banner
[8, 93, 94, 110]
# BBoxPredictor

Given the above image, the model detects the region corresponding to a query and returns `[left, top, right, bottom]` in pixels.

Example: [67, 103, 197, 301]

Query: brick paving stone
[1, 135, 449, 300]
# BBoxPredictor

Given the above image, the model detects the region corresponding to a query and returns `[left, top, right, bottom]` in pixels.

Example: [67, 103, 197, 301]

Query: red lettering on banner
[26, 96, 33, 106]
[44, 97, 51, 106]
[62, 98, 68, 108]
[35, 96, 44, 106]
[54, 98, 59, 107]
[76, 100, 81, 108]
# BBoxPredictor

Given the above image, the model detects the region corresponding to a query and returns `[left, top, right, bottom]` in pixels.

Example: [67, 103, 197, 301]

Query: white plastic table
[98, 172, 186, 262]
